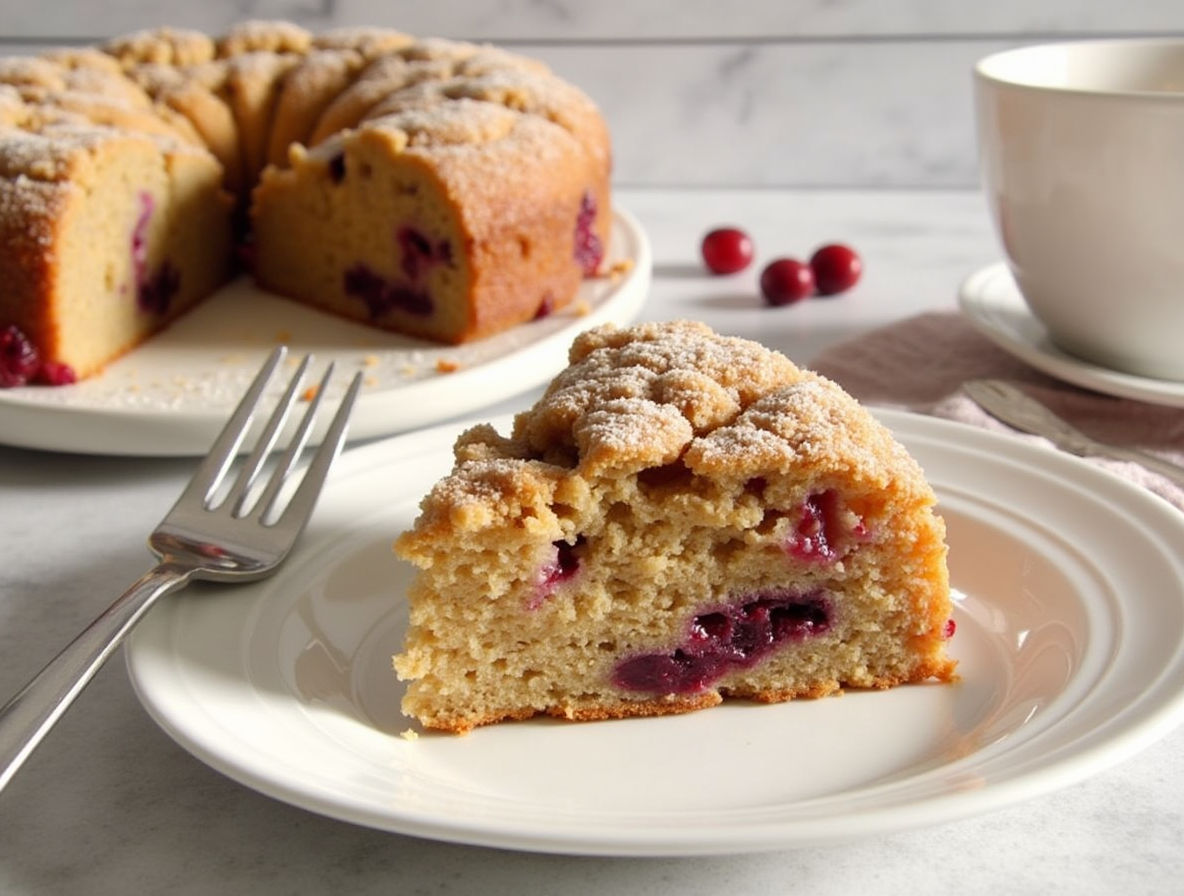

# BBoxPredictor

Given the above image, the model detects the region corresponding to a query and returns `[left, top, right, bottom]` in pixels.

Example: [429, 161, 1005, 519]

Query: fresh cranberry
[810, 243, 862, 295]
[613, 590, 831, 693]
[759, 258, 815, 306]
[700, 227, 754, 274]
[0, 325, 41, 388]
[943, 618, 957, 639]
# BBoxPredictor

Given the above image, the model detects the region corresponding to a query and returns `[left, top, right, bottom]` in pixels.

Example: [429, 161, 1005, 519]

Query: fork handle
[0, 561, 193, 793]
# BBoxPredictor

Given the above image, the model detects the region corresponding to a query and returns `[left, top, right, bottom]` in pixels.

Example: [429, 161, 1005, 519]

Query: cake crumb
[399, 728, 419, 741]
[436, 358, 460, 373]
[362, 354, 381, 367]
[604, 258, 634, 282]
[301, 384, 319, 401]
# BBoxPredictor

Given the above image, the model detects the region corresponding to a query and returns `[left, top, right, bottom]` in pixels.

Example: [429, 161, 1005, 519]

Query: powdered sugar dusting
[513, 321, 805, 472]
[481, 320, 926, 490]
[102, 26, 216, 67]
[216, 20, 312, 57]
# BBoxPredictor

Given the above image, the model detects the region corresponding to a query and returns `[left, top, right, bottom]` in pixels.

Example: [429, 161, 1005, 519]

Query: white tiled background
[1, 1, 1180, 188]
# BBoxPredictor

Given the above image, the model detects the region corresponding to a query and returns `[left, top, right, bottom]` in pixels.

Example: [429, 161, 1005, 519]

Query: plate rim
[0, 206, 651, 457]
[124, 407, 1184, 855]
[957, 262, 1184, 407]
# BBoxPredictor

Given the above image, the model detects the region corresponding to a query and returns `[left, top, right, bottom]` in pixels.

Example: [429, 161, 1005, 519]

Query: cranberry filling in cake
[612, 590, 833, 694]
[394, 320, 958, 733]
[573, 190, 604, 276]
[530, 536, 585, 609]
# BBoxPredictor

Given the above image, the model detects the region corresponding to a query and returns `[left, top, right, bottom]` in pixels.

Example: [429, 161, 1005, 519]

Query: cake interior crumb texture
[394, 320, 957, 734]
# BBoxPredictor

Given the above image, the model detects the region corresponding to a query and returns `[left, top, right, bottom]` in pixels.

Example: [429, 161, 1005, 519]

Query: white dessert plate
[124, 408, 1184, 856]
[0, 208, 650, 456]
[958, 262, 1184, 407]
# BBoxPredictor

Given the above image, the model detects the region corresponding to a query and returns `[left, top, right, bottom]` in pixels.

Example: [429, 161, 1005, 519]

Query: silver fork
[0, 347, 362, 793]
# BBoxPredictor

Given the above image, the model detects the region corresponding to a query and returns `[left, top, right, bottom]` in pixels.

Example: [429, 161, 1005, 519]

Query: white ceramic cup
[975, 40, 1184, 381]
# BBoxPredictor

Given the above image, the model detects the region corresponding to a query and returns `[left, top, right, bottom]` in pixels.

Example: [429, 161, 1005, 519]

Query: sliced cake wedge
[394, 320, 957, 733]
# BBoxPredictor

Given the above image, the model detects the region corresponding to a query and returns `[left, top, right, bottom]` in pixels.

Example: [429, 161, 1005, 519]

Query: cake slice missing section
[393, 320, 957, 733]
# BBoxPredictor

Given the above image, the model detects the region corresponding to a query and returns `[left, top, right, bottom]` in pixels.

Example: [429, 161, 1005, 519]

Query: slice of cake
[0, 122, 233, 381]
[393, 320, 957, 733]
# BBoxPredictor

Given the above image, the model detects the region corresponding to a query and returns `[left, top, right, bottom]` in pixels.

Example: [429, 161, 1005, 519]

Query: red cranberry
[544, 537, 582, 587]
[344, 263, 433, 317]
[786, 490, 844, 562]
[810, 243, 862, 295]
[759, 258, 815, 306]
[613, 590, 831, 693]
[0, 324, 40, 388]
[574, 192, 603, 276]
[700, 227, 754, 274]
[534, 292, 556, 320]
[35, 361, 77, 386]
[138, 261, 181, 316]
[130, 192, 153, 293]
[529, 537, 585, 609]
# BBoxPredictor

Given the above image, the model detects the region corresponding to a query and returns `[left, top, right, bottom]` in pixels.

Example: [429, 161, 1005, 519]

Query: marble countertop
[2, 188, 1182, 895]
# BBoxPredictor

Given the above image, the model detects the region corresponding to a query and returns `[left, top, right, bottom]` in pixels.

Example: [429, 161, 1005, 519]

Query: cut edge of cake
[393, 320, 958, 734]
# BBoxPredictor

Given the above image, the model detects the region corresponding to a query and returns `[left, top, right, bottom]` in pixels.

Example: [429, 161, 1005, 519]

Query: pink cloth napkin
[808, 311, 1184, 512]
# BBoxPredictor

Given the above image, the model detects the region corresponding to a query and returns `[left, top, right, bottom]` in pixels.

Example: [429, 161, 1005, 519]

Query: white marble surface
[1, 187, 1182, 895]
[2, 1, 1184, 887]
[1, 0, 1179, 39]
[1, 1, 1181, 187]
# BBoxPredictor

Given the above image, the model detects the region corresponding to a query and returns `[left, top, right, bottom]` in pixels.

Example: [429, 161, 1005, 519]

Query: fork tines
[182, 347, 362, 524]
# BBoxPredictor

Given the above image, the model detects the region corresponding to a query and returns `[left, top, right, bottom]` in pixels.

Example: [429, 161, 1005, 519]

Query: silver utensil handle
[1094, 444, 1184, 491]
[0, 562, 191, 793]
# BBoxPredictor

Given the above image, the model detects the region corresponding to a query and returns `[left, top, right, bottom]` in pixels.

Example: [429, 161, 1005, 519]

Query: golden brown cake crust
[0, 20, 612, 381]
[103, 27, 216, 67]
[249, 35, 611, 343]
[395, 322, 957, 734]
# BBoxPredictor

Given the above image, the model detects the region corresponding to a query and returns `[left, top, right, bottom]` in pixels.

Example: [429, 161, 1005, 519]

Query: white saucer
[957, 263, 1184, 407]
